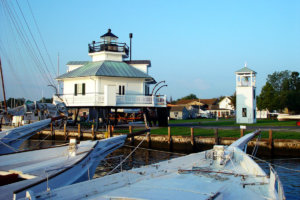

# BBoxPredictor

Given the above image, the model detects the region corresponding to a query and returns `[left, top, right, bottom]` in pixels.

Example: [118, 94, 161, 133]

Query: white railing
[54, 94, 166, 107]
[270, 166, 286, 200]
[53, 93, 105, 106]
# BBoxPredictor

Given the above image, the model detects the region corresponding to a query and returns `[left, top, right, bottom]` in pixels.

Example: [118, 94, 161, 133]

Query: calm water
[21, 140, 300, 200]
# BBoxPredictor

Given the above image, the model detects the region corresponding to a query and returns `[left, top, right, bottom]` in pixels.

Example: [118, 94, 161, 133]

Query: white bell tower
[235, 64, 257, 124]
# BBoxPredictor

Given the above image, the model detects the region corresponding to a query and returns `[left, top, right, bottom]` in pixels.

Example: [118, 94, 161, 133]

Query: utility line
[2, 0, 55, 87]
[15, 0, 56, 86]
[26, 0, 57, 77]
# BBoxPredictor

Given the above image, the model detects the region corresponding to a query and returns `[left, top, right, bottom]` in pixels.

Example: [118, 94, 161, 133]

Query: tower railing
[88, 41, 129, 56]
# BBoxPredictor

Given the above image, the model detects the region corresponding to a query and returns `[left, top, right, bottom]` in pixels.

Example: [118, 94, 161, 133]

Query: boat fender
[68, 138, 78, 157]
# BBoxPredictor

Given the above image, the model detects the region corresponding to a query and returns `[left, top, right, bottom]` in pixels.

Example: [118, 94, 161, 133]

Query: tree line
[257, 70, 300, 114]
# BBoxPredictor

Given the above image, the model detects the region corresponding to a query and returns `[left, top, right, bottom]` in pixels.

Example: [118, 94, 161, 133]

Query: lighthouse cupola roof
[100, 29, 119, 42]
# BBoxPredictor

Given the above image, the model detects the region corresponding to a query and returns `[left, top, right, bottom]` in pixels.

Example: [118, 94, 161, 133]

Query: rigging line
[0, 44, 30, 96]
[248, 154, 300, 173]
[107, 132, 150, 175]
[26, 0, 57, 77]
[0, 139, 19, 152]
[3, 0, 54, 87]
[15, 0, 56, 86]
[3, 1, 54, 87]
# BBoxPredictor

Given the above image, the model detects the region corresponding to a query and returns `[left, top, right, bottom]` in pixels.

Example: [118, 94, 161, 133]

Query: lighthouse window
[74, 83, 86, 95]
[74, 84, 77, 96]
[118, 85, 125, 95]
[242, 108, 247, 117]
[253, 89, 255, 99]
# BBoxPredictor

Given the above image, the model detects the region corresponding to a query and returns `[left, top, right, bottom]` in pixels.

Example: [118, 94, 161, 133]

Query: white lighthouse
[235, 64, 257, 124]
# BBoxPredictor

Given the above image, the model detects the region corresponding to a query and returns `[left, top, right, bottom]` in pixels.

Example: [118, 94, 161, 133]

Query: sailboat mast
[0, 58, 7, 112]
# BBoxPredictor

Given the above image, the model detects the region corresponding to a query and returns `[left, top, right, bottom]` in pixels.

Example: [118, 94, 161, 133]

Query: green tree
[181, 93, 198, 100]
[258, 70, 300, 113]
[257, 82, 277, 111]
[230, 92, 236, 109]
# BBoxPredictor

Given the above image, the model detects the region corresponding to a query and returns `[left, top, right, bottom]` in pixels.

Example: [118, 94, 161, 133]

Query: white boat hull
[0, 135, 127, 200]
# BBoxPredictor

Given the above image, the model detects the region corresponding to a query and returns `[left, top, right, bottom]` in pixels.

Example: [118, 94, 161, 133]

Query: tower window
[242, 108, 247, 117]
[118, 85, 125, 95]
[74, 83, 85, 95]
[74, 84, 77, 96]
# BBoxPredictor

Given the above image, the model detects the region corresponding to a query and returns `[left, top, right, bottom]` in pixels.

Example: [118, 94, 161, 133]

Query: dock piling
[129, 125, 134, 145]
[168, 126, 172, 151]
[214, 128, 219, 145]
[92, 124, 95, 140]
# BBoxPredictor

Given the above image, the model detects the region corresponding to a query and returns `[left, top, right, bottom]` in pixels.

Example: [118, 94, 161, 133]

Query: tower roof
[57, 61, 155, 83]
[100, 29, 118, 39]
[235, 66, 256, 74]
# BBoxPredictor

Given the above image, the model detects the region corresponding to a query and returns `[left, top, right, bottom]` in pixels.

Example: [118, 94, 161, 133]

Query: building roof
[235, 66, 256, 74]
[100, 29, 118, 39]
[66, 61, 90, 65]
[200, 98, 218, 105]
[124, 60, 151, 67]
[176, 99, 201, 105]
[170, 106, 187, 112]
[57, 61, 155, 81]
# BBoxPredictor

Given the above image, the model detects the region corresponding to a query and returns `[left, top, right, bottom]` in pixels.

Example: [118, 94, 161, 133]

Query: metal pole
[57, 52, 59, 95]
[0, 58, 7, 112]
[129, 33, 133, 61]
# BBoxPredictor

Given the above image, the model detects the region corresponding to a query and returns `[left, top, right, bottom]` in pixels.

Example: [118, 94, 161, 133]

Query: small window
[118, 85, 125, 95]
[122, 86, 125, 95]
[242, 108, 247, 117]
[253, 109, 256, 119]
[82, 83, 86, 95]
[145, 85, 150, 95]
[74, 84, 78, 96]
[253, 89, 256, 99]
[119, 85, 122, 95]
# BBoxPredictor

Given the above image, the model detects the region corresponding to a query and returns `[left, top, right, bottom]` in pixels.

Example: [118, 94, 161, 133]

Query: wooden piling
[190, 127, 194, 146]
[214, 128, 219, 145]
[107, 125, 111, 138]
[64, 123, 67, 141]
[168, 126, 172, 151]
[147, 131, 151, 148]
[78, 124, 82, 140]
[269, 129, 274, 153]
[50, 123, 55, 140]
[129, 125, 134, 145]
[240, 129, 244, 137]
[91, 124, 95, 140]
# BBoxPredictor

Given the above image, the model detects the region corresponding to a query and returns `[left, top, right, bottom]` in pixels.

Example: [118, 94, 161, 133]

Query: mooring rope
[0, 139, 19, 152]
[249, 154, 300, 173]
[123, 144, 186, 156]
[107, 132, 150, 175]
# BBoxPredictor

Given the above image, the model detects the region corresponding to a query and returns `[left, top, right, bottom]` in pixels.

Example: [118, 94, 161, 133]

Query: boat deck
[31, 147, 276, 200]
[0, 141, 96, 200]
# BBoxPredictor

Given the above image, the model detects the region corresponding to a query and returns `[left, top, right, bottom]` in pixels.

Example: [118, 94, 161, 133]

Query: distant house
[256, 108, 269, 119]
[199, 98, 233, 118]
[170, 106, 189, 120]
[175, 99, 202, 118]
[219, 97, 234, 110]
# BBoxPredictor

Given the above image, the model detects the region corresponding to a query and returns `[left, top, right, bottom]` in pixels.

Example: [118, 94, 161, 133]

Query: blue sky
[0, 0, 299, 100]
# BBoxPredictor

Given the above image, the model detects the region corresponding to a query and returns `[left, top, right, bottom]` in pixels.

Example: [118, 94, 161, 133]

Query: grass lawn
[169, 118, 298, 127]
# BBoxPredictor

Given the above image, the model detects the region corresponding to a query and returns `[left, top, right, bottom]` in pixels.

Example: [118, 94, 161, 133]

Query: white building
[235, 65, 257, 124]
[54, 29, 166, 108]
[219, 97, 234, 110]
